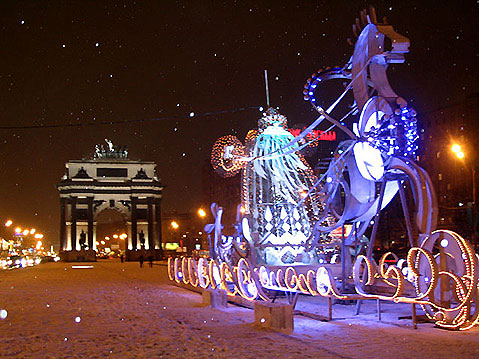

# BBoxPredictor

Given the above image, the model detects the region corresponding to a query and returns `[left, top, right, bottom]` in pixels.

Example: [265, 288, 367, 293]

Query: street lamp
[451, 143, 476, 246]
[197, 208, 206, 218]
[171, 221, 179, 229]
[5, 220, 12, 227]
[451, 143, 465, 159]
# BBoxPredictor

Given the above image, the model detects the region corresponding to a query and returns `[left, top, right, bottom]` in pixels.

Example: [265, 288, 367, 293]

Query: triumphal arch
[57, 140, 164, 261]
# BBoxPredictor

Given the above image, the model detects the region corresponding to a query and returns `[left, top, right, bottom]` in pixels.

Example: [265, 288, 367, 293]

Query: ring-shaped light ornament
[211, 135, 246, 178]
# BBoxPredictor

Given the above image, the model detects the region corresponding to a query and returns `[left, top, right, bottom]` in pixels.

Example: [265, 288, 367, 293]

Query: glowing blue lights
[302, 66, 419, 159]
[302, 67, 343, 103]
[363, 105, 419, 158]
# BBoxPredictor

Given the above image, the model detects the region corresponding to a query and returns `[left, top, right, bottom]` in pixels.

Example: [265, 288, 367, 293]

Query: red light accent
[289, 128, 302, 137]
[288, 128, 336, 141]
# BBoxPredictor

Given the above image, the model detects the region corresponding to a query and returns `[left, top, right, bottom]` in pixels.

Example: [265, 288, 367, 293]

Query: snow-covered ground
[0, 260, 478, 358]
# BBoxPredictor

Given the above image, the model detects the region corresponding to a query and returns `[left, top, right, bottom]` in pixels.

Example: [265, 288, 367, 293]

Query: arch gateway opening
[95, 208, 128, 256]
[57, 140, 164, 261]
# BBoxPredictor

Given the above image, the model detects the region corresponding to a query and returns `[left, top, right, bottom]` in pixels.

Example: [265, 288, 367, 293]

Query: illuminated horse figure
[301, 7, 479, 330]
[302, 8, 435, 255]
[187, 7, 479, 330]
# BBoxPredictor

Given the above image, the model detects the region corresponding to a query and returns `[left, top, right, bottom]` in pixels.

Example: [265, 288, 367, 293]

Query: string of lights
[169, 230, 479, 330]
[0, 105, 261, 130]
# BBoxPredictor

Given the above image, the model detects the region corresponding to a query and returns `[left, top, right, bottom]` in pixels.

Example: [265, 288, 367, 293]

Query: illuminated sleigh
[169, 8, 479, 330]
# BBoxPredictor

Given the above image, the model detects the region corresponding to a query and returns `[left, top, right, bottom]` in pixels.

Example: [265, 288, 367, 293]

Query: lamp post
[197, 208, 208, 251]
[452, 143, 477, 247]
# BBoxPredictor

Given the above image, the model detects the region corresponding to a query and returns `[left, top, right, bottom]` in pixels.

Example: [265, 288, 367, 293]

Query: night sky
[0, 1, 478, 245]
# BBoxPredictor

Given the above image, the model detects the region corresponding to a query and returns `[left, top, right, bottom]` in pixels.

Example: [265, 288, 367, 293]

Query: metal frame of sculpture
[169, 8, 479, 330]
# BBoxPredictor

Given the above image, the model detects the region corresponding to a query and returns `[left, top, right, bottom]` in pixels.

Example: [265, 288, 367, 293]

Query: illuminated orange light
[451, 144, 461, 153]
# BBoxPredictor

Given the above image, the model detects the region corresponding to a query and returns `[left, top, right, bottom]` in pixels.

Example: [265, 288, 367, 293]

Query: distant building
[419, 93, 479, 237]
[161, 211, 207, 256]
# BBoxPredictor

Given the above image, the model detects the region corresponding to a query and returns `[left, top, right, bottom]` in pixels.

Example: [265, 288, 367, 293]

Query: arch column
[60, 197, 67, 251]
[87, 197, 94, 250]
[131, 197, 138, 250]
[70, 196, 77, 251]
[126, 221, 132, 250]
[155, 199, 163, 254]
[148, 198, 154, 250]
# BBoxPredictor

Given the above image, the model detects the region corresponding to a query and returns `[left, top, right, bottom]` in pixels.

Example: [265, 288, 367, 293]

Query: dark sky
[0, 0, 478, 245]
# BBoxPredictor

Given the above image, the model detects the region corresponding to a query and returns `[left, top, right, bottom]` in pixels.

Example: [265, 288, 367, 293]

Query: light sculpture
[171, 7, 479, 330]
[209, 108, 325, 266]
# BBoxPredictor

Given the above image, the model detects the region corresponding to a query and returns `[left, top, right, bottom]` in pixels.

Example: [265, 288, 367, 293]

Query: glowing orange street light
[198, 208, 206, 218]
[113, 234, 119, 239]
[119, 233, 127, 240]
[5, 220, 12, 227]
[15, 227, 22, 234]
[22, 229, 29, 236]
[30, 228, 36, 234]
[451, 142, 477, 246]
[451, 143, 465, 159]
[171, 221, 179, 229]
[34, 233, 44, 239]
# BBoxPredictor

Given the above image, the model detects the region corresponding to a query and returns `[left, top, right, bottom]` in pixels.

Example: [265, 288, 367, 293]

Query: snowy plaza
[1, 261, 478, 358]
[1, 2, 479, 357]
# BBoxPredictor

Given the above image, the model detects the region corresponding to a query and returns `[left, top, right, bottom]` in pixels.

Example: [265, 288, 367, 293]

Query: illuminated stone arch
[57, 143, 164, 261]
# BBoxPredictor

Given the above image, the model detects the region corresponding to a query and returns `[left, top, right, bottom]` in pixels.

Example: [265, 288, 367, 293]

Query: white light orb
[353, 142, 384, 181]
